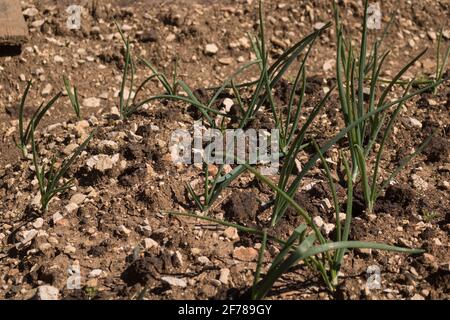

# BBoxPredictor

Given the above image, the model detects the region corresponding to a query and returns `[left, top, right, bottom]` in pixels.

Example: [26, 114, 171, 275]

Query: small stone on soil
[32, 218, 44, 229]
[219, 268, 230, 285]
[64, 244, 76, 254]
[405, 117, 422, 128]
[218, 57, 233, 65]
[89, 269, 103, 278]
[82, 97, 101, 108]
[204, 43, 219, 55]
[35, 285, 59, 300]
[52, 212, 64, 224]
[70, 193, 86, 205]
[21, 229, 38, 245]
[41, 83, 52, 96]
[65, 202, 79, 213]
[143, 238, 159, 250]
[223, 227, 239, 240]
[233, 246, 258, 262]
[161, 276, 187, 288]
[197, 256, 211, 265]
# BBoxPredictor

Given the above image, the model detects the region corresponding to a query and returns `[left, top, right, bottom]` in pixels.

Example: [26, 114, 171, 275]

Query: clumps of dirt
[374, 184, 417, 216]
[246, 111, 275, 131]
[138, 184, 178, 212]
[118, 163, 147, 186]
[223, 191, 259, 226]
[121, 254, 163, 286]
[422, 136, 449, 163]
[425, 268, 450, 298]
[87, 240, 110, 257]
[274, 183, 335, 239]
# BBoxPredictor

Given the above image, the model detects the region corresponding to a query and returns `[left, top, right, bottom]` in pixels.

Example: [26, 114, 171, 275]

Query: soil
[0, 0, 449, 300]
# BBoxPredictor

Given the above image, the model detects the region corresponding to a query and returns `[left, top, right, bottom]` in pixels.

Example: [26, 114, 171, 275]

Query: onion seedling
[31, 123, 95, 212]
[333, 0, 443, 214]
[15, 80, 62, 157]
[63, 75, 81, 119]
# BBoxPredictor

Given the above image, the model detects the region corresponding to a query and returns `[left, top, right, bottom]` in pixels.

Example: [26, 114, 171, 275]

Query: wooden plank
[0, 0, 29, 46]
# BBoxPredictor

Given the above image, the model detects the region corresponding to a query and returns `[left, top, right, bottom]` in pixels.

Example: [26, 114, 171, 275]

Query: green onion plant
[63, 75, 81, 119]
[15, 80, 62, 157]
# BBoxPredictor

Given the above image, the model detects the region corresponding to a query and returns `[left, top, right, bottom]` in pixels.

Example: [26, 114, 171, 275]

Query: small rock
[88, 269, 103, 278]
[427, 31, 437, 41]
[223, 227, 239, 240]
[65, 202, 78, 213]
[165, 33, 176, 42]
[98, 140, 119, 153]
[86, 154, 119, 172]
[139, 225, 152, 237]
[405, 117, 422, 128]
[52, 212, 64, 224]
[197, 256, 211, 265]
[172, 251, 183, 267]
[23, 7, 39, 17]
[398, 238, 413, 247]
[48, 236, 59, 245]
[161, 276, 187, 288]
[356, 248, 372, 256]
[219, 268, 230, 285]
[323, 59, 334, 72]
[322, 223, 335, 235]
[204, 43, 219, 55]
[411, 174, 428, 191]
[74, 120, 90, 136]
[440, 180, 450, 190]
[118, 225, 131, 237]
[32, 218, 44, 229]
[223, 98, 234, 112]
[313, 216, 324, 228]
[53, 55, 64, 63]
[70, 193, 86, 205]
[35, 285, 59, 300]
[410, 293, 425, 300]
[270, 37, 286, 49]
[63, 143, 78, 156]
[218, 57, 233, 65]
[31, 19, 45, 28]
[64, 244, 76, 254]
[82, 97, 101, 108]
[238, 36, 250, 48]
[21, 229, 38, 245]
[233, 246, 258, 262]
[313, 22, 326, 30]
[143, 238, 159, 250]
[41, 83, 52, 96]
[38, 243, 52, 252]
[121, 24, 133, 31]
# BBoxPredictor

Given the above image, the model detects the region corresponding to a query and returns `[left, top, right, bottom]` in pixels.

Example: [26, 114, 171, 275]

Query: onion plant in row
[333, 0, 446, 214]
[166, 147, 424, 299]
[165, 1, 331, 211]
[31, 122, 95, 213]
[15, 80, 62, 158]
[271, 1, 445, 222]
